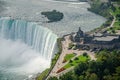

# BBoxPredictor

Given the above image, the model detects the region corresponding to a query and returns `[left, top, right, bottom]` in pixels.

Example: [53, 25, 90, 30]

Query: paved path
[110, 15, 116, 27]
[94, 14, 116, 33]
[47, 35, 96, 79]
[116, 30, 120, 35]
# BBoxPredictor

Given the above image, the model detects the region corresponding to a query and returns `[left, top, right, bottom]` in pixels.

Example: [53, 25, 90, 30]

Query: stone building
[73, 27, 84, 43]
[71, 27, 120, 50]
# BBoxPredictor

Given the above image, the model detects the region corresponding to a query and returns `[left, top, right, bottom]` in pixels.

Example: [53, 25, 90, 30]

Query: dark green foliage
[116, 66, 120, 75]
[69, 60, 73, 63]
[48, 77, 58, 80]
[41, 10, 64, 22]
[88, 73, 98, 80]
[59, 72, 78, 80]
[74, 62, 88, 76]
[88, 3, 109, 17]
[88, 0, 111, 19]
[83, 52, 88, 57]
[50, 50, 120, 80]
[79, 75, 84, 80]
[74, 57, 79, 60]
[57, 38, 63, 54]
[116, 14, 120, 21]
[111, 4, 116, 12]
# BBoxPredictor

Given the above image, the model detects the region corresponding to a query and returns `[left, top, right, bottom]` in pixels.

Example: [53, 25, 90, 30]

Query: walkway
[110, 15, 116, 27]
[47, 35, 96, 79]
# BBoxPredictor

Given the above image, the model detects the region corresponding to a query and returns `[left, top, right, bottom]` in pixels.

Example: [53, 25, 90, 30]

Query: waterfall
[0, 17, 57, 80]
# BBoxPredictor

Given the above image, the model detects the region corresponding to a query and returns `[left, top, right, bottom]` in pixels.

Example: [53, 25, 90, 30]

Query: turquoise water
[0, 17, 57, 80]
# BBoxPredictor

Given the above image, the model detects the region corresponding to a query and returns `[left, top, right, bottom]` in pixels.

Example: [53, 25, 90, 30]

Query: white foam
[0, 18, 57, 79]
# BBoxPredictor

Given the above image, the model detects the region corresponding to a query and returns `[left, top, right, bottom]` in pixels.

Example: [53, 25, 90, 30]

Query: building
[73, 27, 84, 43]
[71, 27, 120, 50]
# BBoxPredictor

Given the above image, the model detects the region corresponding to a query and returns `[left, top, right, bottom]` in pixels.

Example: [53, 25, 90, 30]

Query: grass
[63, 55, 90, 69]
[51, 54, 60, 67]
[36, 69, 50, 80]
[110, 6, 120, 16]
[114, 22, 120, 29]
[107, 6, 120, 32]
[64, 53, 76, 61]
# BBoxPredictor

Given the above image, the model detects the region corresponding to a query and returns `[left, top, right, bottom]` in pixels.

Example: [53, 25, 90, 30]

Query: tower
[74, 27, 84, 43]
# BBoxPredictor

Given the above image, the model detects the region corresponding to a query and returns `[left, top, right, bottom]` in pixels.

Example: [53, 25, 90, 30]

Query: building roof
[93, 32, 103, 37]
[93, 36, 119, 41]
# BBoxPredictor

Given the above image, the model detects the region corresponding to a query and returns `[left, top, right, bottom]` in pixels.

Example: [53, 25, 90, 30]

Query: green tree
[74, 62, 88, 76]
[59, 72, 77, 80]
[79, 75, 84, 80]
[83, 52, 88, 57]
[116, 66, 120, 75]
[88, 73, 98, 80]
[69, 60, 73, 63]
[41, 10, 64, 22]
[103, 75, 113, 80]
[48, 77, 58, 80]
[104, 68, 110, 75]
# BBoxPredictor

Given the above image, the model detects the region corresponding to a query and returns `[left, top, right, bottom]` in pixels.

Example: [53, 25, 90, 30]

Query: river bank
[44, 0, 120, 80]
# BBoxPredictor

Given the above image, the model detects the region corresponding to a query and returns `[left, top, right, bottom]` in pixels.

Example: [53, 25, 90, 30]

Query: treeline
[88, 0, 120, 19]
[48, 50, 120, 80]
[57, 38, 63, 54]
[88, 0, 120, 32]
[88, 0, 112, 19]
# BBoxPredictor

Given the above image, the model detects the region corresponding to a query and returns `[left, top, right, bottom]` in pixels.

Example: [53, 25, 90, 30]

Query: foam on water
[0, 17, 57, 80]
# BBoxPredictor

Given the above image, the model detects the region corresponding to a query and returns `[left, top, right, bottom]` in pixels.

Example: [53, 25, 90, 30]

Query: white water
[0, 17, 57, 80]
[0, 0, 106, 79]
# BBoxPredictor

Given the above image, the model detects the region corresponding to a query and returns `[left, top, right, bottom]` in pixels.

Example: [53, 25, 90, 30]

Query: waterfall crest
[0, 17, 57, 79]
[0, 17, 57, 60]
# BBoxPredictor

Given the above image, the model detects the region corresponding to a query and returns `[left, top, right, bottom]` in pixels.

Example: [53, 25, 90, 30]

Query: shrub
[83, 52, 88, 57]
[74, 57, 79, 60]
[41, 10, 64, 22]
[69, 60, 73, 63]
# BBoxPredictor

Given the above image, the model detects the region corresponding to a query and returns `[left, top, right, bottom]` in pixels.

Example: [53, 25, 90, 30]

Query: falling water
[0, 17, 57, 80]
